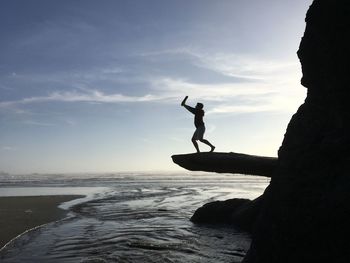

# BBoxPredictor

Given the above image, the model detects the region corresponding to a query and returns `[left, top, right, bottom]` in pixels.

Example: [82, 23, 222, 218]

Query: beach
[0, 173, 268, 262]
[0, 195, 83, 249]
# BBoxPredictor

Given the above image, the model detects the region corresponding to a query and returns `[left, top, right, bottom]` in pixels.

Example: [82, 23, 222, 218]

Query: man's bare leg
[192, 138, 200, 153]
[199, 139, 215, 152]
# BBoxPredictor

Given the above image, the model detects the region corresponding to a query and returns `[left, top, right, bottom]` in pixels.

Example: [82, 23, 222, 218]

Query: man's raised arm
[181, 96, 196, 114]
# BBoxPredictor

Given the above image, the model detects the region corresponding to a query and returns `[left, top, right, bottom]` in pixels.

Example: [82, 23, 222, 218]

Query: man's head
[196, 103, 204, 109]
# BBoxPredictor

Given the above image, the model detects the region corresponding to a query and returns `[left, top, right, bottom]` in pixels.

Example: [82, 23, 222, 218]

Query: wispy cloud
[1, 146, 17, 151]
[23, 120, 56, 126]
[63, 119, 77, 126]
[0, 47, 305, 116]
[139, 47, 299, 80]
[208, 104, 277, 114]
[151, 77, 277, 101]
[207, 92, 303, 115]
[0, 84, 13, 91]
[138, 48, 306, 114]
[0, 89, 165, 108]
[0, 72, 305, 116]
[193, 52, 299, 80]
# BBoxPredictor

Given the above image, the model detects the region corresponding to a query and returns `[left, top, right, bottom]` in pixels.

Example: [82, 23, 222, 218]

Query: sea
[0, 172, 269, 263]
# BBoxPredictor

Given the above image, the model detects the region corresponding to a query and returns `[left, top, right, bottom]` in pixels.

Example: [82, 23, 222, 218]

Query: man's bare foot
[210, 146, 215, 152]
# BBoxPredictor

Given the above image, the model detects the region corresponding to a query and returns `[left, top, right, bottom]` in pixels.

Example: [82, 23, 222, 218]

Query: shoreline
[0, 195, 84, 249]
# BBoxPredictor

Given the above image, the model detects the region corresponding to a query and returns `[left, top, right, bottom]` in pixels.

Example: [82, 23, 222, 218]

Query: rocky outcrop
[172, 152, 277, 177]
[244, 0, 350, 262]
[191, 196, 264, 232]
[171, 152, 272, 232]
[173, 0, 350, 262]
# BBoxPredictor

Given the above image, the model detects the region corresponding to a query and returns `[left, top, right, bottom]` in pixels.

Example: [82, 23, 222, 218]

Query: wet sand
[0, 195, 83, 248]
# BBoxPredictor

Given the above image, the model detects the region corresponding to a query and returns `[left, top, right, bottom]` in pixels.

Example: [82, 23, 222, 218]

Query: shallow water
[0, 172, 269, 262]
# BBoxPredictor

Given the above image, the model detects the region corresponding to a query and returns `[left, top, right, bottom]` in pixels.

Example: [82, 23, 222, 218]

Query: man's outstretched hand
[181, 96, 188, 106]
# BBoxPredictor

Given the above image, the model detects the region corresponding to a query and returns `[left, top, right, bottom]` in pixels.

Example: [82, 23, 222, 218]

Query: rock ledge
[172, 152, 277, 177]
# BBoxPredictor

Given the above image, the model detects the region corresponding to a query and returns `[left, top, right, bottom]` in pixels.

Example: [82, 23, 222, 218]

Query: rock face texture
[172, 152, 277, 177]
[191, 196, 264, 232]
[244, 1, 350, 262]
[173, 0, 350, 262]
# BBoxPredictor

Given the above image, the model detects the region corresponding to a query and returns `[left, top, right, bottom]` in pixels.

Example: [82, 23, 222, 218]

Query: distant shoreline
[0, 195, 84, 249]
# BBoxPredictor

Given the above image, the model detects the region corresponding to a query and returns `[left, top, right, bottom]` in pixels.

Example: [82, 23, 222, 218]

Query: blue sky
[0, 0, 312, 174]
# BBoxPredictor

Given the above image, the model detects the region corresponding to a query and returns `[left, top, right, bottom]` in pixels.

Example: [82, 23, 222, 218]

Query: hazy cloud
[0, 88, 170, 108]
[23, 120, 56, 126]
[1, 146, 17, 151]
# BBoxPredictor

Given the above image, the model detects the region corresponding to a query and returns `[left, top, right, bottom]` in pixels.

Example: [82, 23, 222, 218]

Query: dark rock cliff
[171, 0, 349, 261]
[244, 0, 350, 262]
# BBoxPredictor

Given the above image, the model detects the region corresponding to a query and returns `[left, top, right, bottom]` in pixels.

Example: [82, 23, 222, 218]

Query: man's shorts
[192, 125, 205, 140]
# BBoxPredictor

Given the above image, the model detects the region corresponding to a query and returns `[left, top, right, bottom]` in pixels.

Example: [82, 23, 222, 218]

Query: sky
[0, 0, 313, 174]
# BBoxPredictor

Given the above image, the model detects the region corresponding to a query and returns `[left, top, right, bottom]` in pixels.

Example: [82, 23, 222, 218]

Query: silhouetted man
[181, 96, 215, 153]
